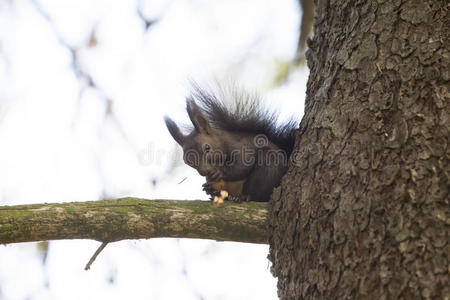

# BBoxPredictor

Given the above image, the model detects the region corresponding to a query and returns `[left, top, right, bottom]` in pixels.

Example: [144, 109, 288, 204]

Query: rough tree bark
[269, 0, 448, 299]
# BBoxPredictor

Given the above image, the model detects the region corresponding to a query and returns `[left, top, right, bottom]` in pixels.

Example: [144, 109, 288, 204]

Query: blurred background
[0, 0, 309, 299]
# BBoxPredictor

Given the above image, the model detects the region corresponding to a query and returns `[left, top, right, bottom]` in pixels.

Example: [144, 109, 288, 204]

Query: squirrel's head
[165, 99, 226, 178]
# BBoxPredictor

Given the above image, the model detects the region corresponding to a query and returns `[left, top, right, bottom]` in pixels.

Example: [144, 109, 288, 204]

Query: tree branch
[0, 198, 268, 245]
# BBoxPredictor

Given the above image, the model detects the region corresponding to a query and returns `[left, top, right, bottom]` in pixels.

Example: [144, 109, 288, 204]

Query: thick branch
[0, 198, 268, 244]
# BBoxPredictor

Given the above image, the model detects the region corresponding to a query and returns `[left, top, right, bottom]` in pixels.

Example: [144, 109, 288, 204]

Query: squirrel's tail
[188, 84, 298, 156]
[268, 118, 297, 157]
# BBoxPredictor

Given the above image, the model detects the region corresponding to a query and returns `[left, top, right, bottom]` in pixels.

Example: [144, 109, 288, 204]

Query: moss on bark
[0, 198, 268, 244]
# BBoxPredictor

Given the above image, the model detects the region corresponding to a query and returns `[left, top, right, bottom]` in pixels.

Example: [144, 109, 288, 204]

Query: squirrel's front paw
[227, 194, 249, 203]
[202, 182, 216, 195]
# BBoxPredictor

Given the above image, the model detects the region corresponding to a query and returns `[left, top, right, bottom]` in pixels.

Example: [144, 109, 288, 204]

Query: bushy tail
[188, 85, 298, 156]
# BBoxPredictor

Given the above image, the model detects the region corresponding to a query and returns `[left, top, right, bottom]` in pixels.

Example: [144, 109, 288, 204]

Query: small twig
[84, 241, 109, 270]
[178, 177, 187, 184]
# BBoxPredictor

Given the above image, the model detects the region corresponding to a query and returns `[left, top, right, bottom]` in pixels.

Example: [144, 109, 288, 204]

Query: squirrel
[164, 86, 297, 202]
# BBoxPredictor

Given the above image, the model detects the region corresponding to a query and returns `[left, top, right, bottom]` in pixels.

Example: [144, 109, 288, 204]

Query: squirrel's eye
[204, 144, 211, 153]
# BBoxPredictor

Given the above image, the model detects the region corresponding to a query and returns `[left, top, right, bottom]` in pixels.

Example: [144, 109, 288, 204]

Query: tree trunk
[269, 0, 449, 299]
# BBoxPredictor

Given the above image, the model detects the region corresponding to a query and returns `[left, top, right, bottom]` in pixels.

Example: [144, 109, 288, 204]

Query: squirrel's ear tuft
[186, 98, 212, 134]
[164, 116, 184, 146]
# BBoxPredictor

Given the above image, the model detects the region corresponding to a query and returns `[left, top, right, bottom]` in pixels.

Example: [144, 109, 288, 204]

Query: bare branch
[0, 198, 268, 245]
[297, 0, 314, 55]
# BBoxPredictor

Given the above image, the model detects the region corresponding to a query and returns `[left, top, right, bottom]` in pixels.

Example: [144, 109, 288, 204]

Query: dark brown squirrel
[164, 86, 297, 202]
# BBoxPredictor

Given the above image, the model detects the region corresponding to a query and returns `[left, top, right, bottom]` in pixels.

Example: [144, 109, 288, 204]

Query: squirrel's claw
[202, 182, 216, 195]
[227, 194, 249, 203]
[202, 182, 210, 188]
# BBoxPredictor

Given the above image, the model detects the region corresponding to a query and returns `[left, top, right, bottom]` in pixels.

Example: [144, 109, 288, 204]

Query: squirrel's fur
[165, 85, 298, 202]
[188, 85, 297, 156]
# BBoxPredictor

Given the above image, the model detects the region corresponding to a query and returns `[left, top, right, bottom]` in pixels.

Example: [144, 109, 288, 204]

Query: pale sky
[0, 0, 308, 299]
